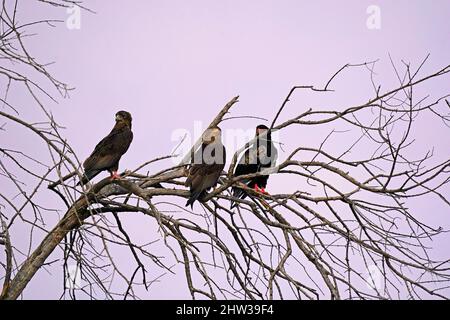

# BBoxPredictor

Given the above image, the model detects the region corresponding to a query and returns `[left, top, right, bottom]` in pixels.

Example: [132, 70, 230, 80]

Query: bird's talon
[253, 185, 268, 194]
[110, 171, 122, 180]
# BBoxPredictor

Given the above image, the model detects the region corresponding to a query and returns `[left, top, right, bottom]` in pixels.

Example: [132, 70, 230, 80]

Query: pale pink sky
[1, 1, 449, 299]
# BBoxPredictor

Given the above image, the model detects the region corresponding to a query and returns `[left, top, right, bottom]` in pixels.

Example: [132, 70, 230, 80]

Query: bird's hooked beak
[256, 128, 268, 136]
[115, 114, 124, 122]
[202, 128, 221, 144]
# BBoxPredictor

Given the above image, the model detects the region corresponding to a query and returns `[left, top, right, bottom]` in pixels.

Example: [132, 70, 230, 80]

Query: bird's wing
[268, 142, 278, 168]
[234, 147, 258, 177]
[189, 164, 223, 189]
[83, 128, 133, 172]
[232, 147, 259, 202]
[186, 144, 226, 190]
[185, 146, 205, 186]
[257, 141, 278, 169]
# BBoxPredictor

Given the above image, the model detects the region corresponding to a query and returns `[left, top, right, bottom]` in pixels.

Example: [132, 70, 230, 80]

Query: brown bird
[78, 110, 133, 186]
[185, 126, 226, 208]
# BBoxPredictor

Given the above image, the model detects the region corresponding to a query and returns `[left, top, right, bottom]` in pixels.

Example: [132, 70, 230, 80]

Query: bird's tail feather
[152, 183, 164, 188]
[77, 170, 101, 186]
[186, 190, 204, 209]
[230, 186, 248, 209]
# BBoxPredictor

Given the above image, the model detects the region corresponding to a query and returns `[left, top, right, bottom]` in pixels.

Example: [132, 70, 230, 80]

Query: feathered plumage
[231, 124, 277, 208]
[185, 127, 226, 208]
[78, 110, 133, 186]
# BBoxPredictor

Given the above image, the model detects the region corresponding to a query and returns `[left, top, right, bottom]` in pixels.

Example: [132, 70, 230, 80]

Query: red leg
[253, 184, 269, 194]
[110, 171, 121, 180]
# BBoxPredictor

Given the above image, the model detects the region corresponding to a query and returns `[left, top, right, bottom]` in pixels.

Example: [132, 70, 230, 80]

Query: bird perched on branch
[78, 110, 133, 186]
[185, 126, 226, 208]
[231, 124, 277, 208]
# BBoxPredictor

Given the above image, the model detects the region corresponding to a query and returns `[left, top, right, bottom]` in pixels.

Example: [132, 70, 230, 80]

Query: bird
[231, 124, 278, 208]
[185, 126, 226, 208]
[78, 110, 133, 186]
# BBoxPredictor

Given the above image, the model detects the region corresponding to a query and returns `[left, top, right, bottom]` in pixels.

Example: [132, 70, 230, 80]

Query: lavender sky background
[1, 0, 449, 299]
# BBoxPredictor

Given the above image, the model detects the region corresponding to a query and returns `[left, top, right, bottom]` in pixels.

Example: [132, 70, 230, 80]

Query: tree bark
[1, 200, 89, 300]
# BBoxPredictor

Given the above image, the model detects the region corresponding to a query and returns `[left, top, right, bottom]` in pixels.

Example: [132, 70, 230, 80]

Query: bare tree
[1, 0, 450, 300]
